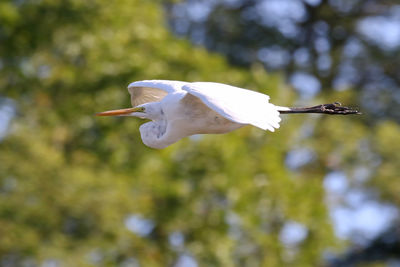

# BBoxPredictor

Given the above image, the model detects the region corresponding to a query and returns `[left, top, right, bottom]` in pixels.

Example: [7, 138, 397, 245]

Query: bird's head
[96, 103, 162, 120]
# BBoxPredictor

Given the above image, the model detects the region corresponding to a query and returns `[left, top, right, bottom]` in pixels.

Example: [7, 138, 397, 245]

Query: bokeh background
[1, 0, 400, 266]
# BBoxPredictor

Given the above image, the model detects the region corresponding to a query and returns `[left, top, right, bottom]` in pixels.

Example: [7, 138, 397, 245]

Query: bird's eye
[134, 106, 145, 112]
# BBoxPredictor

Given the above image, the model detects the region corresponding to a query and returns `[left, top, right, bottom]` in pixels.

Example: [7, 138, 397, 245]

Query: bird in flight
[96, 80, 360, 149]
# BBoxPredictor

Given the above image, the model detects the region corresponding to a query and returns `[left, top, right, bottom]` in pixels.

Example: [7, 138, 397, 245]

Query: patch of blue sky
[0, 98, 16, 141]
[357, 9, 400, 51]
[124, 214, 155, 237]
[280, 221, 308, 247]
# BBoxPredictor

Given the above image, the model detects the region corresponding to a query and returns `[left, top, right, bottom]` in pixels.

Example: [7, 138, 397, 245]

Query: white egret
[96, 80, 360, 149]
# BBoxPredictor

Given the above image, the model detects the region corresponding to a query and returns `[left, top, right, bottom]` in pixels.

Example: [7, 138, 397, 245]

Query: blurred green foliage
[0, 0, 398, 266]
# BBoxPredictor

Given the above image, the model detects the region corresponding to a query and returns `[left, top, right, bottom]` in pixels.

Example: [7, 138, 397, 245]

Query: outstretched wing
[128, 80, 187, 107]
[182, 82, 281, 131]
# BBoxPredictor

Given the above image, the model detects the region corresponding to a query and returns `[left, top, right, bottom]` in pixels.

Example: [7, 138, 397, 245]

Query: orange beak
[95, 107, 142, 116]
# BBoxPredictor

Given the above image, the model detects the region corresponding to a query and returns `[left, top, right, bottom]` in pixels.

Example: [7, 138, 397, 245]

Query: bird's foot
[317, 102, 362, 115]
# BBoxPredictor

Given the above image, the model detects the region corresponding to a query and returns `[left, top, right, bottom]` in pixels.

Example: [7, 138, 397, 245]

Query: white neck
[139, 120, 184, 149]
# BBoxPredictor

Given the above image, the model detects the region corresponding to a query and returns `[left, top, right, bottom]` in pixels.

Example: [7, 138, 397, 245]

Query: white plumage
[96, 80, 289, 149]
[183, 82, 282, 131]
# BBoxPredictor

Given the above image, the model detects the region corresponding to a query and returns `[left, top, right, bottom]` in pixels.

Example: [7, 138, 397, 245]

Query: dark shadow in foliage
[327, 223, 400, 267]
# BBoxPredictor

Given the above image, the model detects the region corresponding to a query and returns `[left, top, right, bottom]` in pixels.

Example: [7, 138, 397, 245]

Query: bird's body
[97, 80, 360, 149]
[137, 90, 243, 148]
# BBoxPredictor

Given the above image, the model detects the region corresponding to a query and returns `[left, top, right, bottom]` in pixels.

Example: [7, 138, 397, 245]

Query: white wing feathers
[127, 80, 282, 132]
[128, 80, 187, 107]
[183, 82, 281, 132]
